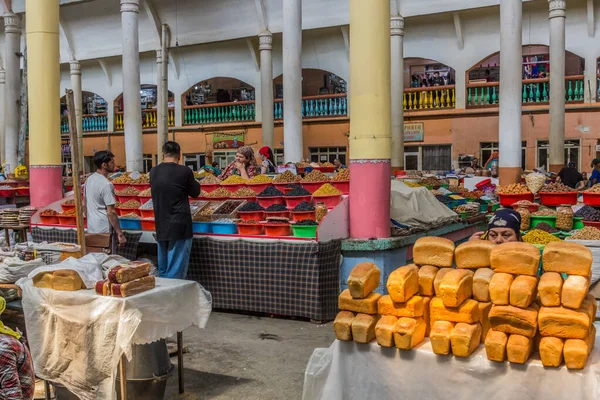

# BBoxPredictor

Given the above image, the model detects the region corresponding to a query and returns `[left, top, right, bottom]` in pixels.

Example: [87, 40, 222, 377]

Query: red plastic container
[61, 203, 76, 213]
[285, 195, 312, 209]
[117, 207, 141, 217]
[221, 184, 246, 193]
[331, 181, 350, 195]
[201, 184, 220, 193]
[257, 196, 286, 209]
[138, 195, 152, 204]
[132, 183, 151, 191]
[498, 193, 534, 207]
[112, 183, 131, 192]
[58, 216, 76, 226]
[264, 223, 291, 237]
[322, 167, 335, 173]
[0, 189, 16, 197]
[583, 192, 600, 206]
[235, 196, 257, 203]
[274, 182, 295, 192]
[510, 202, 540, 213]
[302, 181, 329, 194]
[264, 210, 291, 219]
[236, 223, 265, 235]
[40, 215, 59, 224]
[312, 194, 342, 208]
[291, 210, 316, 222]
[247, 183, 272, 194]
[141, 219, 156, 231]
[583, 220, 600, 228]
[15, 187, 30, 196]
[539, 192, 578, 207]
[140, 209, 155, 219]
[116, 195, 138, 204]
[238, 210, 265, 221]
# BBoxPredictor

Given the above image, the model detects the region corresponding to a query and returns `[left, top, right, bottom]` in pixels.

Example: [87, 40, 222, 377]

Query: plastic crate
[285, 195, 312, 209]
[302, 182, 329, 194]
[312, 194, 342, 208]
[211, 200, 246, 221]
[257, 196, 286, 209]
[211, 222, 238, 235]
[119, 218, 142, 230]
[141, 219, 155, 231]
[291, 225, 317, 238]
[192, 221, 212, 233]
[264, 223, 291, 237]
[539, 192, 578, 207]
[236, 223, 265, 235]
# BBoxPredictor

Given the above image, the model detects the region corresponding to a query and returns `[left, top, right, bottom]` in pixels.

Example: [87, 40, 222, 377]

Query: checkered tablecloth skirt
[188, 237, 341, 321]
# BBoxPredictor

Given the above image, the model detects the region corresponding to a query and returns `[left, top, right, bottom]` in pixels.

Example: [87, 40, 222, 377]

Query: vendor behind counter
[470, 208, 521, 244]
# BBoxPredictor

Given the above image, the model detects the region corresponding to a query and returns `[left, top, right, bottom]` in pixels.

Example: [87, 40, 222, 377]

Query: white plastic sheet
[303, 338, 600, 400]
[390, 181, 458, 228]
[27, 254, 104, 289]
[0, 257, 45, 283]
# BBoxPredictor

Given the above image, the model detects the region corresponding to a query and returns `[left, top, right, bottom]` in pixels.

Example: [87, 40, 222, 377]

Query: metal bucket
[115, 339, 174, 400]
[51, 382, 80, 400]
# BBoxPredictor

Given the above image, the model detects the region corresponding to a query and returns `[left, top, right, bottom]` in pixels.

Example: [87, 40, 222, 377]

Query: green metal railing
[183, 101, 256, 125]
[61, 113, 109, 133]
[274, 93, 347, 119]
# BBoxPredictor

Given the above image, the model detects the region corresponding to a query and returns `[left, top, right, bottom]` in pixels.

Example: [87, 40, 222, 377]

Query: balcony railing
[274, 93, 348, 119]
[60, 113, 109, 134]
[466, 75, 585, 108]
[182, 101, 256, 126]
[403, 85, 456, 111]
[114, 108, 175, 131]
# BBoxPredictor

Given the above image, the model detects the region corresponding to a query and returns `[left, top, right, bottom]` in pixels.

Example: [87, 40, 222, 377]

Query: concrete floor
[164, 312, 335, 400]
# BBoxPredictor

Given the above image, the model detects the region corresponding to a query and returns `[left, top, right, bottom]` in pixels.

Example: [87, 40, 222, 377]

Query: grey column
[548, 0, 566, 172]
[0, 68, 5, 163]
[70, 60, 84, 172]
[390, 16, 404, 169]
[259, 30, 274, 149]
[3, 13, 20, 173]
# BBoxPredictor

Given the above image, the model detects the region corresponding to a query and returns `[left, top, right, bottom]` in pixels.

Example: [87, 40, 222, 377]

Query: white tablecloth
[18, 277, 212, 400]
[303, 338, 600, 400]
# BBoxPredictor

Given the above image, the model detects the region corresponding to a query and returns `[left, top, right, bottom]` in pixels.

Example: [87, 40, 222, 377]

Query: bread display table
[303, 338, 600, 400]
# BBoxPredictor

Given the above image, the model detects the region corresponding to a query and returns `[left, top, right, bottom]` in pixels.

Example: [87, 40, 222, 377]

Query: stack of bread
[95, 261, 155, 298]
[537, 242, 597, 369]
[33, 269, 85, 291]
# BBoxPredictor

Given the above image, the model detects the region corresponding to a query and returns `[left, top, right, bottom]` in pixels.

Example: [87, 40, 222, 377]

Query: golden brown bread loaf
[348, 262, 381, 299]
[455, 241, 495, 269]
[542, 242, 592, 277]
[418, 265, 439, 296]
[423, 296, 432, 337]
[451, 322, 482, 357]
[393, 317, 426, 350]
[561, 275, 590, 310]
[488, 305, 538, 338]
[430, 321, 455, 355]
[352, 313, 380, 344]
[538, 272, 563, 307]
[538, 304, 594, 339]
[333, 311, 355, 341]
[377, 295, 424, 318]
[473, 268, 494, 302]
[564, 324, 596, 370]
[108, 262, 151, 284]
[485, 330, 508, 362]
[33, 269, 85, 291]
[584, 294, 598, 318]
[490, 242, 540, 276]
[506, 334, 533, 364]
[430, 297, 480, 324]
[539, 337, 565, 367]
[509, 275, 538, 309]
[438, 269, 474, 308]
[489, 273, 514, 306]
[413, 237, 455, 267]
[478, 302, 493, 344]
[434, 268, 453, 296]
[375, 315, 398, 347]
[338, 289, 381, 314]
[387, 265, 419, 303]
[111, 275, 155, 297]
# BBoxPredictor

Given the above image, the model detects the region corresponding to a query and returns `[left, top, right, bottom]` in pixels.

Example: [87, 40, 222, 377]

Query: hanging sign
[404, 122, 424, 142]
[212, 132, 245, 149]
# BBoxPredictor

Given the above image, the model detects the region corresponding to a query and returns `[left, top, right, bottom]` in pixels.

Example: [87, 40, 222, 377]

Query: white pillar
[259, 30, 274, 149]
[390, 16, 404, 169]
[121, 0, 143, 172]
[3, 13, 20, 172]
[498, 0, 523, 185]
[70, 60, 84, 172]
[157, 24, 169, 158]
[454, 68, 467, 109]
[0, 68, 5, 163]
[584, 52, 597, 103]
[282, 0, 303, 162]
[548, 0, 566, 172]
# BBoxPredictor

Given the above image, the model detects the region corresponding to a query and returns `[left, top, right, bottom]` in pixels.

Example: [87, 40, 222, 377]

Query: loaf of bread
[111, 275, 155, 297]
[387, 265, 419, 303]
[451, 322, 482, 357]
[413, 237, 455, 267]
[584, 294, 598, 318]
[418, 265, 439, 296]
[479, 302, 492, 344]
[561, 275, 589, 310]
[543, 242, 592, 277]
[430, 321, 454, 355]
[352, 313, 380, 344]
[564, 324, 596, 370]
[338, 289, 381, 314]
[488, 305, 538, 338]
[489, 273, 514, 306]
[348, 262, 381, 299]
[434, 268, 453, 296]
[485, 330, 508, 362]
[333, 311, 355, 341]
[507, 334, 533, 364]
[423, 296, 431, 337]
[33, 270, 85, 291]
[393, 317, 426, 350]
[375, 315, 398, 347]
[377, 295, 424, 318]
[539, 272, 563, 307]
[95, 279, 110, 296]
[439, 269, 474, 308]
[539, 336, 564, 367]
[510, 275, 538, 309]
[473, 268, 494, 302]
[430, 297, 480, 324]
[490, 242, 540, 276]
[538, 304, 594, 340]
[455, 241, 495, 269]
[108, 262, 152, 284]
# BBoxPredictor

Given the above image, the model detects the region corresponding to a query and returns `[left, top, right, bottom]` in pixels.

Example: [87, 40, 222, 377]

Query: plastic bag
[27, 255, 104, 289]
[0, 257, 45, 283]
[526, 172, 547, 194]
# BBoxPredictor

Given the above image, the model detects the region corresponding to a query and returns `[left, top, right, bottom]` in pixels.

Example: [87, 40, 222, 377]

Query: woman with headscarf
[469, 208, 522, 244]
[258, 146, 276, 174]
[218, 146, 259, 180]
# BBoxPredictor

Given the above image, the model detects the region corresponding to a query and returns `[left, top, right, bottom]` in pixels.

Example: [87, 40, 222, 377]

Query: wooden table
[0, 224, 29, 245]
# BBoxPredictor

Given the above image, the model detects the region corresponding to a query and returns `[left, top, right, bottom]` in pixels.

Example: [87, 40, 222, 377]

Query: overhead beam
[588, 0, 595, 37]
[59, 17, 76, 60]
[341, 26, 349, 60]
[98, 59, 112, 87]
[453, 12, 464, 50]
[141, 0, 162, 46]
[246, 38, 260, 71]
[254, 0, 267, 31]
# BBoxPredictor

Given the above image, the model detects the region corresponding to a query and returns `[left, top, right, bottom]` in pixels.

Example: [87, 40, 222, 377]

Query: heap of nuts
[497, 183, 531, 195]
[112, 174, 133, 184]
[62, 199, 76, 206]
[421, 177, 442, 186]
[116, 187, 140, 196]
[556, 205, 574, 231]
[567, 226, 600, 241]
[522, 229, 561, 245]
[139, 188, 152, 196]
[59, 209, 76, 217]
[332, 169, 350, 181]
[117, 200, 142, 209]
[248, 175, 273, 184]
[121, 213, 140, 219]
[585, 184, 600, 193]
[301, 170, 329, 183]
[131, 173, 150, 184]
[231, 187, 258, 198]
[206, 187, 232, 198]
[41, 209, 58, 216]
[532, 208, 557, 217]
[403, 181, 422, 188]
[202, 175, 222, 185]
[274, 171, 301, 183]
[313, 183, 342, 197]
[539, 182, 576, 193]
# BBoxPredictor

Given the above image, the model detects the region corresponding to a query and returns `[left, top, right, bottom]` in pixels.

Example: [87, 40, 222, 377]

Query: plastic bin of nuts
[193, 201, 224, 222]
[211, 200, 246, 221]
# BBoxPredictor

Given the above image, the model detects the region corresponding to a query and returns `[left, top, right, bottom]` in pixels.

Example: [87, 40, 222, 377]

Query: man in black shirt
[150, 141, 201, 279]
[557, 162, 584, 190]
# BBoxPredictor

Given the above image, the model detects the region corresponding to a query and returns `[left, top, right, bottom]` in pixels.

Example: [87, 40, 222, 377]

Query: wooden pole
[65, 89, 86, 254]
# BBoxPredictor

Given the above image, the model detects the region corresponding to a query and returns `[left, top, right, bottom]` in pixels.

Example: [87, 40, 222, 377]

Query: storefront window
[213, 151, 236, 169]
[536, 140, 580, 170]
[274, 149, 284, 166]
[404, 146, 420, 170]
[480, 142, 527, 170]
[183, 153, 207, 171]
[143, 154, 153, 173]
[309, 147, 347, 165]
[422, 145, 451, 171]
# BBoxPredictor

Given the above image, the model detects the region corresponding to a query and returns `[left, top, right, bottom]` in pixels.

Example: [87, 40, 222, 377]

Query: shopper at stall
[469, 208, 522, 244]
[590, 159, 600, 186]
[202, 162, 222, 176]
[85, 150, 126, 248]
[218, 146, 259, 180]
[0, 296, 35, 399]
[334, 158, 347, 171]
[151, 141, 201, 279]
[259, 146, 277, 174]
[556, 162, 584, 189]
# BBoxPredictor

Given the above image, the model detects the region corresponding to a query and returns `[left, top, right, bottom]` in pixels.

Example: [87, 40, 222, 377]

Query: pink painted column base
[30, 165, 63, 208]
[349, 159, 391, 239]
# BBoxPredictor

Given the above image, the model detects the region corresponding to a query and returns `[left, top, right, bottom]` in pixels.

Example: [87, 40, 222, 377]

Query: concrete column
[548, 0, 566, 173]
[282, 0, 303, 162]
[454, 67, 467, 109]
[70, 60, 84, 173]
[157, 24, 169, 159]
[26, 0, 63, 207]
[498, 0, 523, 185]
[3, 13, 20, 173]
[390, 16, 404, 170]
[0, 69, 5, 163]
[259, 30, 274, 148]
[121, 0, 143, 172]
[349, 0, 391, 239]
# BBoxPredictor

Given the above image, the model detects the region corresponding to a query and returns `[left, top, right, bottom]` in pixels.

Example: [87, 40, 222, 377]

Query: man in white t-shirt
[84, 150, 126, 246]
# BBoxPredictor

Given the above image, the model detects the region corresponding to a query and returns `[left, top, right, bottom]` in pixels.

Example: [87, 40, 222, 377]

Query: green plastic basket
[530, 215, 556, 229]
[573, 217, 584, 230]
[291, 225, 317, 238]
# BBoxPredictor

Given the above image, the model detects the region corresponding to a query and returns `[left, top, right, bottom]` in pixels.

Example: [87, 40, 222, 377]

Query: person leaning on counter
[218, 146, 259, 180]
[469, 208, 522, 244]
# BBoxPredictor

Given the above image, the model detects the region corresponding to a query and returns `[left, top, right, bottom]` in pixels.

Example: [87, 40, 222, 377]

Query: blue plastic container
[119, 218, 142, 230]
[211, 223, 238, 235]
[192, 222, 212, 234]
